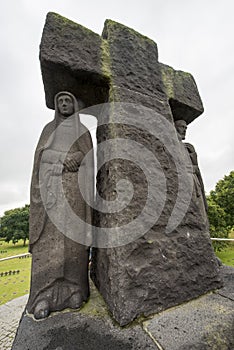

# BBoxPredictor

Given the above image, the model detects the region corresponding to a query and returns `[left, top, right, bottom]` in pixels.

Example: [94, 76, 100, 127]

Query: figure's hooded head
[54, 91, 80, 120]
[52, 91, 81, 140]
[174, 119, 187, 141]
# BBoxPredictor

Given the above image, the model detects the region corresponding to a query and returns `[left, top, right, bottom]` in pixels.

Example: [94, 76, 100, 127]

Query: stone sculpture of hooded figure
[27, 91, 94, 319]
[174, 119, 208, 230]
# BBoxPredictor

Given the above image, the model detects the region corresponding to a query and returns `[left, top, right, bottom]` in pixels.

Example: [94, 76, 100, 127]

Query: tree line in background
[0, 171, 233, 251]
[0, 204, 29, 246]
[206, 170, 234, 251]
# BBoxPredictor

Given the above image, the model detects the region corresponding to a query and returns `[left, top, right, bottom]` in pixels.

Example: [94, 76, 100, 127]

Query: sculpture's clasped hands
[64, 151, 84, 172]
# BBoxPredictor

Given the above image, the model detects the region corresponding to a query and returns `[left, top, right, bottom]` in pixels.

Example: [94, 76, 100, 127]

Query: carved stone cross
[40, 12, 221, 326]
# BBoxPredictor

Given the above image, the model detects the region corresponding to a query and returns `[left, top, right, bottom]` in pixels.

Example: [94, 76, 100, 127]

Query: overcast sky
[0, 0, 233, 215]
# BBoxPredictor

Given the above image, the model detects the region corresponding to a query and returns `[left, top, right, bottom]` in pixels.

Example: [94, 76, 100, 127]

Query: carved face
[57, 94, 74, 117]
[175, 120, 187, 141]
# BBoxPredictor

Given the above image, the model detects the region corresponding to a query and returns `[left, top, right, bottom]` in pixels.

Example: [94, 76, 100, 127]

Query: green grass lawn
[215, 230, 234, 267]
[0, 239, 29, 258]
[216, 244, 234, 267]
[0, 240, 31, 305]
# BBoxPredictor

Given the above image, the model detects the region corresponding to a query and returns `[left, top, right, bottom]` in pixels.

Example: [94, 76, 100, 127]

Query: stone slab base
[12, 266, 234, 350]
[143, 265, 234, 350]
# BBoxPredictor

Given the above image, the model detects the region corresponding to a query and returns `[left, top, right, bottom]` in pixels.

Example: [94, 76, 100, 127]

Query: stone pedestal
[12, 267, 234, 350]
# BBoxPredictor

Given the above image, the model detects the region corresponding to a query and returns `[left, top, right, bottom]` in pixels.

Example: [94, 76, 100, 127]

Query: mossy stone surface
[160, 63, 204, 123]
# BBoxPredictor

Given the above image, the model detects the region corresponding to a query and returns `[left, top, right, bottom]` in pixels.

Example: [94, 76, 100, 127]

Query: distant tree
[209, 171, 234, 230]
[207, 196, 228, 251]
[207, 170, 234, 251]
[0, 205, 29, 246]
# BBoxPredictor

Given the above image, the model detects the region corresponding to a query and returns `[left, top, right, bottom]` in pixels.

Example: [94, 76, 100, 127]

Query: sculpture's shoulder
[35, 120, 56, 150]
[184, 142, 196, 154]
[40, 120, 56, 138]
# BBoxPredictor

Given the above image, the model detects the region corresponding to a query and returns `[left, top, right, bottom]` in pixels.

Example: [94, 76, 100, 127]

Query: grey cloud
[0, 0, 233, 215]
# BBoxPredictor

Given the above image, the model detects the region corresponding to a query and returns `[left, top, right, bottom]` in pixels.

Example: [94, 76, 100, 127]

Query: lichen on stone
[48, 12, 100, 37]
[101, 39, 112, 80]
[79, 280, 110, 319]
[160, 64, 196, 100]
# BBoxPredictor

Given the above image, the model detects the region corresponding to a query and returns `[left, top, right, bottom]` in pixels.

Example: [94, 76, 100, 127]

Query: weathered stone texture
[144, 266, 234, 350]
[91, 230, 221, 326]
[160, 63, 204, 123]
[91, 19, 221, 325]
[103, 20, 161, 97]
[40, 12, 108, 109]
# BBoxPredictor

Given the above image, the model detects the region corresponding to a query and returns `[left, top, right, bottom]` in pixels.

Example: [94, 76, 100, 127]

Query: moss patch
[48, 12, 100, 37]
[101, 39, 112, 80]
[160, 64, 193, 100]
[80, 280, 110, 319]
[104, 19, 156, 46]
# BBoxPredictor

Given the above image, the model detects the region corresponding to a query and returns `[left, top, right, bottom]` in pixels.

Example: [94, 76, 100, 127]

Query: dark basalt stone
[40, 12, 109, 110]
[159, 63, 204, 124]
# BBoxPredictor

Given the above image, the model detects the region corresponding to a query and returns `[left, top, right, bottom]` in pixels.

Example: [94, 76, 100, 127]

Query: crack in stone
[216, 291, 234, 303]
[142, 323, 164, 350]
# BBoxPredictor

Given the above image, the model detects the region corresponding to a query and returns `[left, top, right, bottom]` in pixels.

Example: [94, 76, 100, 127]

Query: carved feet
[34, 300, 50, 319]
[33, 293, 85, 319]
[68, 293, 84, 309]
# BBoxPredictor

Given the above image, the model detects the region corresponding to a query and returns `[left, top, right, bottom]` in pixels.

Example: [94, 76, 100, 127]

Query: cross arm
[160, 63, 204, 124]
[39, 12, 109, 110]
